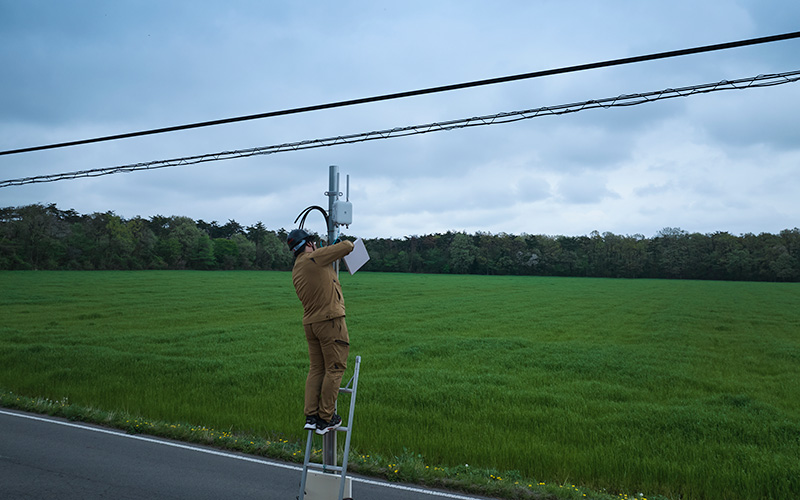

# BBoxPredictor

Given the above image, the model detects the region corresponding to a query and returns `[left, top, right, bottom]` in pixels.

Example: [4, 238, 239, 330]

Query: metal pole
[327, 165, 339, 246]
[323, 165, 339, 469]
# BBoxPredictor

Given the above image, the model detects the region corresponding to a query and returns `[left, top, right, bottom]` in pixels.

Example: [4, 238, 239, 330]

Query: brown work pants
[304, 317, 349, 422]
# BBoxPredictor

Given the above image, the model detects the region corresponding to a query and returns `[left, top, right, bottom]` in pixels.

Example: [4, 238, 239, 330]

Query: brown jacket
[292, 240, 355, 325]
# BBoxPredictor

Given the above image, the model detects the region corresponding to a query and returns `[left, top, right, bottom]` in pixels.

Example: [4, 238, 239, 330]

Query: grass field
[1, 271, 799, 500]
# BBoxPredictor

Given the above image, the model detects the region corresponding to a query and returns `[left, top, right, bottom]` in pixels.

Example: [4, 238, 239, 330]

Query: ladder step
[307, 462, 344, 473]
[339, 387, 353, 393]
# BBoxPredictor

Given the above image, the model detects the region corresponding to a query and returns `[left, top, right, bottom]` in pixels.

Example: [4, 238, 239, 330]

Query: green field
[1, 271, 799, 499]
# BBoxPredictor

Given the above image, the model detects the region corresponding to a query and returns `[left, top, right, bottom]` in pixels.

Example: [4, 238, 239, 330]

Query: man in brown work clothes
[287, 228, 355, 435]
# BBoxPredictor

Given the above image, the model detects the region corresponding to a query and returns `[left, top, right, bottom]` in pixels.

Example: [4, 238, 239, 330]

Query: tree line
[366, 227, 800, 281]
[2, 204, 798, 281]
[0, 204, 294, 272]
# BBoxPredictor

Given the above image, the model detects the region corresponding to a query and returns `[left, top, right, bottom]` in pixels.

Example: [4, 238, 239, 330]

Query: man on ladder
[288, 228, 355, 435]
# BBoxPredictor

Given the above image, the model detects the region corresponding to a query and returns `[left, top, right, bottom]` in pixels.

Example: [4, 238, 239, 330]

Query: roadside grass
[0, 391, 651, 500]
[1, 271, 799, 500]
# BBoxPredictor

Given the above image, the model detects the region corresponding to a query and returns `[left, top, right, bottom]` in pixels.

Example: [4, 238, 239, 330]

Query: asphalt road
[0, 408, 496, 500]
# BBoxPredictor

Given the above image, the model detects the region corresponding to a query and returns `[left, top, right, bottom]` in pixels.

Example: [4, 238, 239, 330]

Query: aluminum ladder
[298, 355, 361, 500]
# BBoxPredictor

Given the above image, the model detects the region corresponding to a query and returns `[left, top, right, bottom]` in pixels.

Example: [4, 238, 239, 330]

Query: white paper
[343, 238, 370, 275]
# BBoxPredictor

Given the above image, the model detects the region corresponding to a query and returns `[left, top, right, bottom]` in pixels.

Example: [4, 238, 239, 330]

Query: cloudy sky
[2, 1, 799, 239]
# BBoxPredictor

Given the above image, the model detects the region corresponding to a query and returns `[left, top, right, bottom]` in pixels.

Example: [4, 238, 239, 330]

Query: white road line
[0, 409, 485, 500]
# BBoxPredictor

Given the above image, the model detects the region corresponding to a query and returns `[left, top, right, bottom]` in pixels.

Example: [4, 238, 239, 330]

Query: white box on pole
[332, 200, 352, 226]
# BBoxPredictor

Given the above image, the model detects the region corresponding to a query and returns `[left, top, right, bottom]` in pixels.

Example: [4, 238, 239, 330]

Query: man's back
[292, 240, 354, 325]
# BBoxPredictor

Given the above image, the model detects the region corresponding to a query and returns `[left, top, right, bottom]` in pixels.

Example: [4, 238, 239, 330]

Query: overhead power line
[2, 70, 797, 188]
[2, 30, 800, 157]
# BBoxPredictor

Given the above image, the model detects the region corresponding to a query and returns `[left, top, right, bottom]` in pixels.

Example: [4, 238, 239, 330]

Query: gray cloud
[2, 0, 799, 239]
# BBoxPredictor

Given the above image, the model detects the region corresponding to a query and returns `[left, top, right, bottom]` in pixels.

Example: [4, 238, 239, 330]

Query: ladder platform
[305, 425, 349, 435]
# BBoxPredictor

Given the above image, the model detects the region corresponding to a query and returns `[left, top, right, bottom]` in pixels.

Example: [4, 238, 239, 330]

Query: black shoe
[303, 415, 319, 431]
[304, 415, 318, 430]
[315, 414, 342, 435]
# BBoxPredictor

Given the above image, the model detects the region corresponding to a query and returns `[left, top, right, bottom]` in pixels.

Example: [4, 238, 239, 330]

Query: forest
[2, 203, 798, 281]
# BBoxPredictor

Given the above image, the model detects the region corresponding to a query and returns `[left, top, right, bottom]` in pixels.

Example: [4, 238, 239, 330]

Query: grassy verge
[0, 389, 664, 500]
[1, 271, 799, 499]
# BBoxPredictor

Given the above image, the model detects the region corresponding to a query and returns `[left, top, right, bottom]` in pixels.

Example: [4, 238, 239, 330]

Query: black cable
[2, 30, 799, 158]
[294, 206, 328, 232]
[2, 70, 798, 188]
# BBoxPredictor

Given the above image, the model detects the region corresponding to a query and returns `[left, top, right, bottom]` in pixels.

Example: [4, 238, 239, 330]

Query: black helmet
[287, 228, 314, 255]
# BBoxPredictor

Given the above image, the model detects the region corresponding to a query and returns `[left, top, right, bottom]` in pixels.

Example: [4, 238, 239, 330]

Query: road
[0, 408, 496, 500]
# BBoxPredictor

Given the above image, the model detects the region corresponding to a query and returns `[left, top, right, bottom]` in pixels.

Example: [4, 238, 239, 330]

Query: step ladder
[298, 355, 361, 500]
